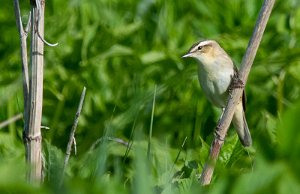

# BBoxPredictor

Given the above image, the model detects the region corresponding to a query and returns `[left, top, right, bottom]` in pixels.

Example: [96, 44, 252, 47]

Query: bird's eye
[198, 46, 203, 50]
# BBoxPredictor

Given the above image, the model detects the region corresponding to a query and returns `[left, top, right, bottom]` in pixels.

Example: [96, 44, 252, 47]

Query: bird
[182, 40, 252, 147]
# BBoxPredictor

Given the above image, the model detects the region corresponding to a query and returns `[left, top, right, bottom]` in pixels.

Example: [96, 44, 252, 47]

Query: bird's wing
[233, 65, 246, 111]
[242, 90, 246, 111]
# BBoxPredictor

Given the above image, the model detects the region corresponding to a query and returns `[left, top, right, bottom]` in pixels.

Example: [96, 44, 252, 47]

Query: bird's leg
[214, 125, 224, 142]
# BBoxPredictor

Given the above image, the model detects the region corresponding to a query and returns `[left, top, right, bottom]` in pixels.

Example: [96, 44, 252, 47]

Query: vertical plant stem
[13, 0, 30, 122]
[123, 114, 138, 163]
[61, 86, 86, 184]
[147, 85, 157, 159]
[24, 0, 45, 183]
[13, 0, 31, 166]
[170, 136, 187, 173]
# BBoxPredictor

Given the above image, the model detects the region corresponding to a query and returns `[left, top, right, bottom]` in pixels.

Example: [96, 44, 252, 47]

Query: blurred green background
[1, 0, 300, 193]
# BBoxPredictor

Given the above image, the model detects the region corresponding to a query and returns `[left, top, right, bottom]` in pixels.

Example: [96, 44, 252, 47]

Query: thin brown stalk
[200, 0, 276, 185]
[13, 0, 30, 139]
[61, 87, 86, 183]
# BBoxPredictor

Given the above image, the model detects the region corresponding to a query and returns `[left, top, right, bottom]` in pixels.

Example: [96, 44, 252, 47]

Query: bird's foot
[229, 73, 244, 96]
[214, 125, 225, 142]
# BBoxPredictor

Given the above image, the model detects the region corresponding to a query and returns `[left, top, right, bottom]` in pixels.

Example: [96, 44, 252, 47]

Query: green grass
[1, 0, 300, 193]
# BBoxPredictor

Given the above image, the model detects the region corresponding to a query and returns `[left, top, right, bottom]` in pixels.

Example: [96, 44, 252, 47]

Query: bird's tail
[232, 103, 252, 147]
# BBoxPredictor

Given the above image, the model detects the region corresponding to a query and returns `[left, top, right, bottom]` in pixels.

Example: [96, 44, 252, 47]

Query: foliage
[1, 0, 300, 193]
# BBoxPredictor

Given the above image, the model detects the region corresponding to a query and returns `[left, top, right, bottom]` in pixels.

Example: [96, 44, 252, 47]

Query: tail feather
[241, 114, 252, 146]
[232, 103, 252, 147]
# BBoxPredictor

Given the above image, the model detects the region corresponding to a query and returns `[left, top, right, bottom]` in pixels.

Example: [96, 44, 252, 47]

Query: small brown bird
[182, 40, 252, 146]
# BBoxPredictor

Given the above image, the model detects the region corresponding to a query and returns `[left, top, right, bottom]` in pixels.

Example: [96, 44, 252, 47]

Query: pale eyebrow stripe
[198, 40, 212, 47]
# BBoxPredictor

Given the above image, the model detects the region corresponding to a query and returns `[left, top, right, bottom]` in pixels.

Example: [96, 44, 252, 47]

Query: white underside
[197, 60, 234, 108]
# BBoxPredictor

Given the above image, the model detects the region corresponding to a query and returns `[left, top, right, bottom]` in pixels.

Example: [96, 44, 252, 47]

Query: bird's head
[182, 40, 227, 65]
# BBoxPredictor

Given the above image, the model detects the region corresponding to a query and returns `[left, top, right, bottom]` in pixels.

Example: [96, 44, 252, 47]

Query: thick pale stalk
[25, 0, 45, 183]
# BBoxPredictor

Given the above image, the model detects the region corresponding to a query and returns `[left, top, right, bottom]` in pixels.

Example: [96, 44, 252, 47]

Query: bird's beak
[182, 52, 192, 58]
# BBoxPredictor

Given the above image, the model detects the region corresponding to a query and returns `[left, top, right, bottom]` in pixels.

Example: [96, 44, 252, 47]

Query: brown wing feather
[242, 90, 246, 111]
[233, 65, 246, 111]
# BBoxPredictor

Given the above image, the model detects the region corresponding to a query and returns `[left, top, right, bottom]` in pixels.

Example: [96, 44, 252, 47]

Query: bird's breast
[198, 64, 234, 108]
